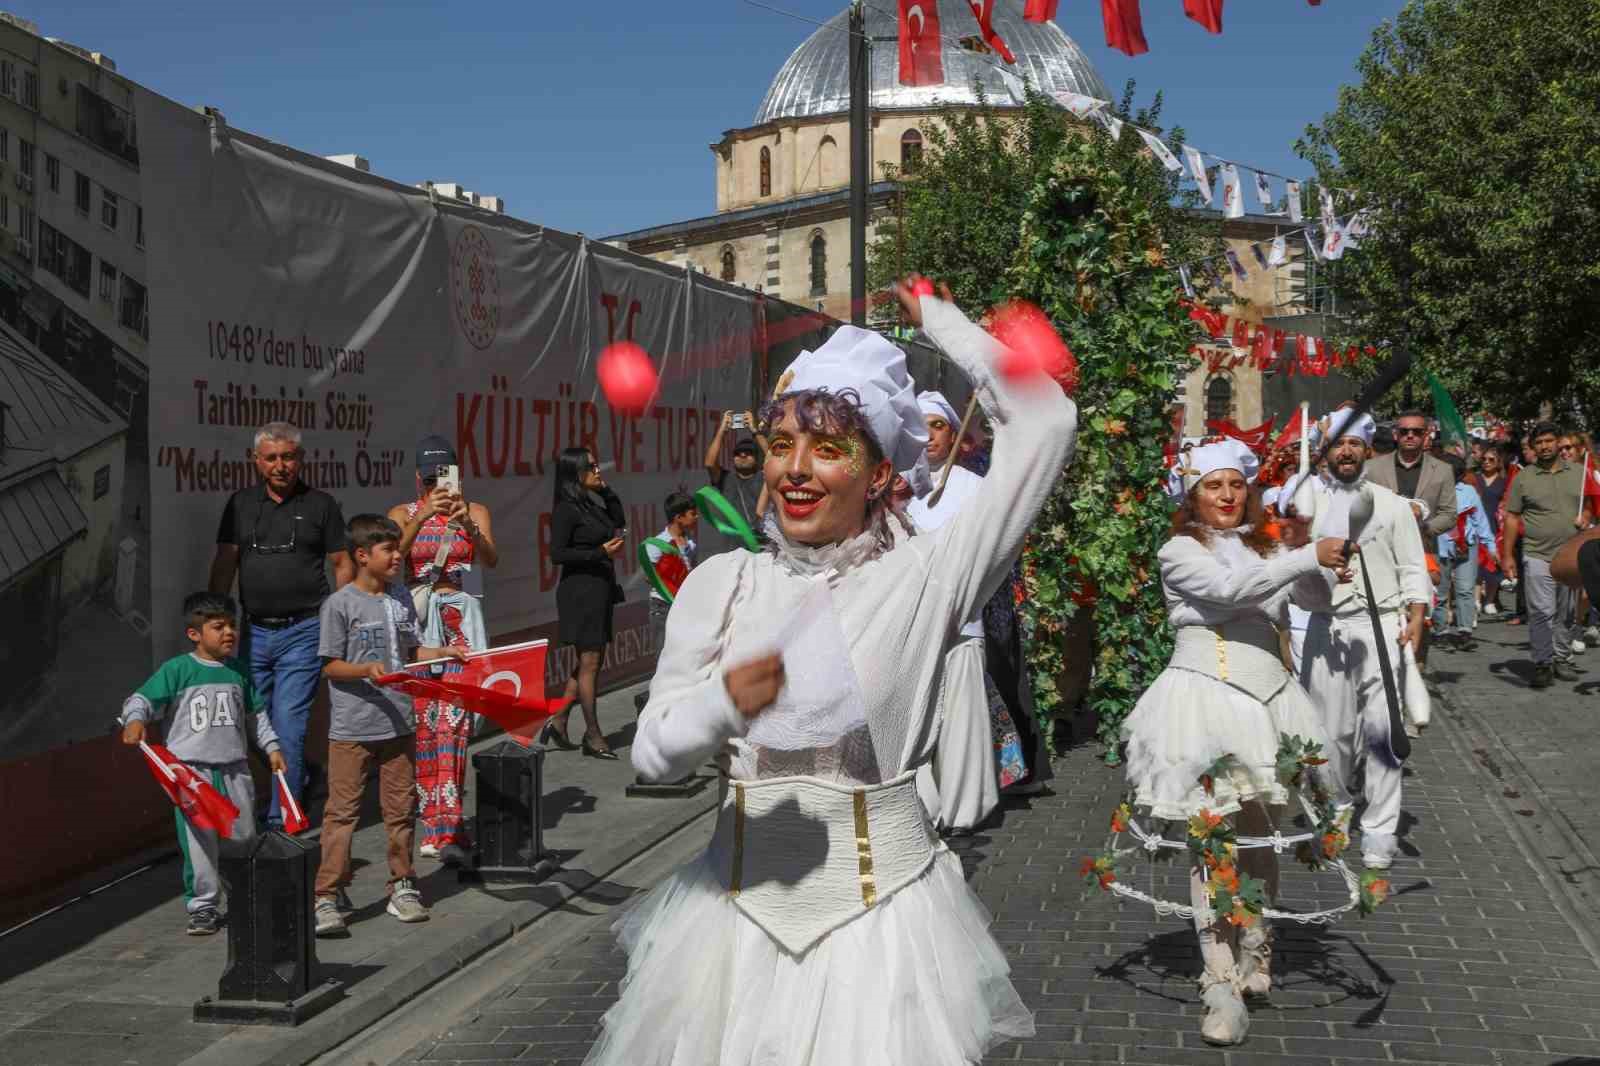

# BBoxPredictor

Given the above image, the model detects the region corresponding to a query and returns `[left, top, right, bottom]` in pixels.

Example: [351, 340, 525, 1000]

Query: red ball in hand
[597, 341, 659, 417]
[910, 276, 935, 297]
[989, 300, 1078, 394]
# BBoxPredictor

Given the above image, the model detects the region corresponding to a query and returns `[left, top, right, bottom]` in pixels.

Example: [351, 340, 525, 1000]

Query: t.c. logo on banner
[451, 225, 501, 350]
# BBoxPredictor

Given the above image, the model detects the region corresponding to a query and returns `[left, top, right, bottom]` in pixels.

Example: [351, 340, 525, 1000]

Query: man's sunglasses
[1395, 427, 1428, 437]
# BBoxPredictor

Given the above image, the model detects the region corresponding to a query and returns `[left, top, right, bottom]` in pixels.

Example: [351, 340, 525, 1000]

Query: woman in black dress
[546, 446, 625, 758]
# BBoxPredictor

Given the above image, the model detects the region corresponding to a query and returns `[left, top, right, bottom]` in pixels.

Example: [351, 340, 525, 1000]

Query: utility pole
[848, 0, 869, 326]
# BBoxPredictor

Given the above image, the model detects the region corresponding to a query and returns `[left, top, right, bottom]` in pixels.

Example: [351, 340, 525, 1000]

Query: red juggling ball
[597, 341, 659, 416]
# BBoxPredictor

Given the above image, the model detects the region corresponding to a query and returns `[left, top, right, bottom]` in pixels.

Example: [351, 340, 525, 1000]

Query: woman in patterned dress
[390, 435, 498, 865]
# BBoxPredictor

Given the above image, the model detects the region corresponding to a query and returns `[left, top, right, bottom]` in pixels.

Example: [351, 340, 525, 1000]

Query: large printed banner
[134, 94, 820, 688]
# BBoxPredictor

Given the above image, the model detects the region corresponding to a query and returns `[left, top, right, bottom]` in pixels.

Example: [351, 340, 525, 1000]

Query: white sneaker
[1573, 639, 1588, 654]
[1362, 830, 1397, 870]
[1199, 972, 1249, 1046]
[1483, 603, 1499, 617]
[386, 878, 430, 923]
[419, 844, 440, 858]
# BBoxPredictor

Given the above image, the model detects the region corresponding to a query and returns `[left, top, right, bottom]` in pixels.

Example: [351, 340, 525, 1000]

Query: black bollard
[193, 830, 343, 1025]
[465, 740, 558, 884]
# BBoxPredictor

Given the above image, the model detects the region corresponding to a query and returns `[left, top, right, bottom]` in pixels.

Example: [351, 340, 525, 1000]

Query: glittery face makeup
[765, 403, 891, 547]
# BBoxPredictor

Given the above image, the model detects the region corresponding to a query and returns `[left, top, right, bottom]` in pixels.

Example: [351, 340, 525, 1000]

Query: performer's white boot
[1192, 866, 1249, 1046]
[1233, 802, 1277, 1001]
[1237, 923, 1272, 1000]
[1362, 831, 1397, 870]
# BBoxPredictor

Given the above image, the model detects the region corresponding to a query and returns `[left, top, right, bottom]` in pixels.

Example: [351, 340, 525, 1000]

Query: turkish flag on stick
[1101, 0, 1149, 57]
[379, 639, 572, 746]
[966, 0, 1016, 63]
[1183, 0, 1223, 33]
[898, 0, 945, 87]
[1023, 0, 1059, 21]
[140, 741, 241, 837]
[276, 770, 309, 834]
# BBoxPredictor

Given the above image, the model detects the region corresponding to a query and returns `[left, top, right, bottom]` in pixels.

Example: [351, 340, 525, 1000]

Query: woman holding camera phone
[547, 446, 626, 758]
[390, 435, 499, 864]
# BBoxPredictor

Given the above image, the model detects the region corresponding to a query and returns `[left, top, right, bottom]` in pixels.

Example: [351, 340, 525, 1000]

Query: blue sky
[29, 1, 1404, 236]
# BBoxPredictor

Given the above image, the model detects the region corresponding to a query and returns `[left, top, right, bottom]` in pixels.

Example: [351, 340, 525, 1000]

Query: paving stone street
[398, 616, 1600, 1066]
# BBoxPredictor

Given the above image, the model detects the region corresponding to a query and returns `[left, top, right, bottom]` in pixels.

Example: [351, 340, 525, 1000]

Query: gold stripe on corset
[729, 782, 746, 897]
[1213, 628, 1230, 681]
[853, 789, 877, 909]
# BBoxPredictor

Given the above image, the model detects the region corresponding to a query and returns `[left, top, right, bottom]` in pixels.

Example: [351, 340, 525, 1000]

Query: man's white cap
[1171, 439, 1260, 496]
[781, 326, 930, 489]
[917, 390, 960, 432]
[1313, 408, 1376, 447]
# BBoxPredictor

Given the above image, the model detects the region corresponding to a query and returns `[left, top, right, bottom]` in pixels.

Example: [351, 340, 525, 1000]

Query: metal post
[848, 0, 869, 326]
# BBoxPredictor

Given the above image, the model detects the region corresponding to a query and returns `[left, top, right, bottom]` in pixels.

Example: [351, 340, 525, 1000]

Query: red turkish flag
[140, 742, 241, 837]
[1101, 0, 1149, 57]
[379, 640, 572, 746]
[276, 770, 309, 834]
[1023, 0, 1059, 21]
[1183, 0, 1223, 33]
[1272, 408, 1305, 452]
[966, 0, 1016, 63]
[898, 0, 945, 87]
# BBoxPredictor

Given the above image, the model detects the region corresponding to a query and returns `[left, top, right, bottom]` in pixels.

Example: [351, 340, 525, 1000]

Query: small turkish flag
[1101, 0, 1149, 57]
[379, 640, 571, 747]
[966, 0, 1016, 63]
[276, 770, 309, 834]
[898, 0, 945, 87]
[1183, 0, 1223, 34]
[140, 742, 240, 838]
[1023, 0, 1059, 21]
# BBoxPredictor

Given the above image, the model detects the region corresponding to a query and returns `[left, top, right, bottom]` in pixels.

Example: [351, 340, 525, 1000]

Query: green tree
[1298, 0, 1600, 419]
[868, 86, 1217, 756]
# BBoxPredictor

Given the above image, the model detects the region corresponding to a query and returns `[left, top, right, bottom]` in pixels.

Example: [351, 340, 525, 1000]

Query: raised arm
[914, 294, 1077, 626]
[632, 555, 753, 782]
[1161, 536, 1325, 612]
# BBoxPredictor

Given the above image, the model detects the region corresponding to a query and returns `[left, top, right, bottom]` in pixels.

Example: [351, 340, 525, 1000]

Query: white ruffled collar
[762, 515, 885, 578]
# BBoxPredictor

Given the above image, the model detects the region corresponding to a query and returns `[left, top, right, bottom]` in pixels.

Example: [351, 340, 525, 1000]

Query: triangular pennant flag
[1219, 163, 1245, 219]
[1052, 90, 1106, 118]
[276, 770, 309, 834]
[1285, 180, 1303, 222]
[1254, 171, 1274, 209]
[1137, 129, 1183, 172]
[1343, 209, 1371, 248]
[1267, 235, 1288, 267]
[1099, 111, 1125, 140]
[1323, 222, 1347, 260]
[1183, 145, 1213, 204]
[1319, 185, 1338, 229]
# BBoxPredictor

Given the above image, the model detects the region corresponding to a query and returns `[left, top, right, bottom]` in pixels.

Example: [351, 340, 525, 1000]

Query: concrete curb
[1429, 678, 1600, 969]
[182, 790, 719, 1066]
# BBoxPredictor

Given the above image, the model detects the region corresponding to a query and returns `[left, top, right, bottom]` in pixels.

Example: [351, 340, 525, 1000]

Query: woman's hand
[425, 485, 454, 518]
[601, 536, 625, 559]
[891, 276, 952, 328]
[723, 654, 784, 718]
[1279, 513, 1313, 549]
[1315, 537, 1353, 570]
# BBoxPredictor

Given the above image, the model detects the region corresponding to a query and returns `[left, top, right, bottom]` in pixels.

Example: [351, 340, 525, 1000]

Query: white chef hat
[1313, 408, 1376, 448]
[917, 390, 960, 430]
[1171, 439, 1260, 496]
[781, 326, 930, 484]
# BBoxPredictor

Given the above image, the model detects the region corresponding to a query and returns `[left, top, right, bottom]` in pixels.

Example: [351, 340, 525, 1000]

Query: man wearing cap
[1297, 410, 1430, 871]
[702, 409, 768, 558]
[210, 421, 354, 827]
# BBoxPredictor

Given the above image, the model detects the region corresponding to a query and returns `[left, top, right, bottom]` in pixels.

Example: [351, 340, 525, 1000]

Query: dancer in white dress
[583, 282, 1075, 1066]
[1120, 440, 1348, 1046]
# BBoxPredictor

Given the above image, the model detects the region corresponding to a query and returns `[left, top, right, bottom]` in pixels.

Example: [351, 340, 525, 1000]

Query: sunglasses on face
[1396, 427, 1427, 437]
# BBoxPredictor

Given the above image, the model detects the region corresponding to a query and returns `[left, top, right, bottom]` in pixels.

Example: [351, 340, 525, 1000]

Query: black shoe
[1532, 664, 1554, 688]
[582, 737, 619, 761]
[539, 720, 579, 751]
[187, 907, 223, 936]
[1555, 661, 1581, 682]
[438, 843, 470, 869]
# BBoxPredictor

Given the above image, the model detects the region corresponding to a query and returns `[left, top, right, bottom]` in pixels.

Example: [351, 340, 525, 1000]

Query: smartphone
[437, 464, 460, 496]
[729, 413, 749, 430]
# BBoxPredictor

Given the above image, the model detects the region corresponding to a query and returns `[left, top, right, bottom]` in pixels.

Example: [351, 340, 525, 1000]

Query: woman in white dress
[1120, 441, 1348, 1046]
[582, 282, 1076, 1066]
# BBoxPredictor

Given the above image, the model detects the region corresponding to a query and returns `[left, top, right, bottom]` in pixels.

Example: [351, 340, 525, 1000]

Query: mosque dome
[754, 4, 1110, 127]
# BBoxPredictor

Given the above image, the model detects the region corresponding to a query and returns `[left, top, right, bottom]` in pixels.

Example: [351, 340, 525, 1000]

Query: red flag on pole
[1183, 0, 1223, 33]
[966, 0, 1016, 63]
[898, 0, 945, 87]
[276, 770, 309, 834]
[1101, 0, 1149, 57]
[1023, 0, 1059, 21]
[140, 742, 241, 837]
[378, 640, 572, 746]
[1271, 407, 1305, 452]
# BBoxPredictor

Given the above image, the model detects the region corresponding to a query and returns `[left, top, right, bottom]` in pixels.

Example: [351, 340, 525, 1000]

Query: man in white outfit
[1297, 411, 1430, 870]
[908, 390, 1001, 832]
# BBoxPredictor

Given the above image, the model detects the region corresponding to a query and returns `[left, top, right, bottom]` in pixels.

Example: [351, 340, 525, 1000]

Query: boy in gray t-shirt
[313, 514, 464, 937]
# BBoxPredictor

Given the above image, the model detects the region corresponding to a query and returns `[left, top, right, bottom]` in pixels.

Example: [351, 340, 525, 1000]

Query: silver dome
[754, 4, 1111, 126]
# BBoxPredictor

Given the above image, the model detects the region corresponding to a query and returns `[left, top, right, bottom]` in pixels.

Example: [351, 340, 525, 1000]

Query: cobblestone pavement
[396, 648, 1600, 1066]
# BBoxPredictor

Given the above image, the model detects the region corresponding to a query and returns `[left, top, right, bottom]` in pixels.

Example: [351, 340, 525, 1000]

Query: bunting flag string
[1182, 298, 1384, 380]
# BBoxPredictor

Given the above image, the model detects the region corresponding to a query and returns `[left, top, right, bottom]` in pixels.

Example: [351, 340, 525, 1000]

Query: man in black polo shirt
[209, 421, 354, 828]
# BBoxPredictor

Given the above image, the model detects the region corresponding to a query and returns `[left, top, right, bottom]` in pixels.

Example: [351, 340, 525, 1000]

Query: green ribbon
[695, 486, 760, 553]
[637, 537, 682, 603]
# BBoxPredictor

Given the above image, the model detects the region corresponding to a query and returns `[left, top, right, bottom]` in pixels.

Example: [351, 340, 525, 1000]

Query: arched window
[720, 245, 736, 282]
[1205, 376, 1233, 424]
[759, 146, 772, 198]
[809, 231, 827, 296]
[900, 129, 923, 173]
[817, 136, 838, 188]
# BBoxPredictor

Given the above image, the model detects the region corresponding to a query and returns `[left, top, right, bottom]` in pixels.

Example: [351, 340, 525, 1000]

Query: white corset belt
[705, 770, 939, 955]
[1168, 622, 1291, 703]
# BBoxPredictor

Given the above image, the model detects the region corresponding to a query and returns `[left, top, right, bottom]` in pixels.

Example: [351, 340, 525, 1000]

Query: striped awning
[0, 467, 88, 589]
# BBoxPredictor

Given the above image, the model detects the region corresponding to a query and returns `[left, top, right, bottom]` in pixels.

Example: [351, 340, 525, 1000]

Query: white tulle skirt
[1120, 667, 1329, 821]
[583, 845, 1034, 1066]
